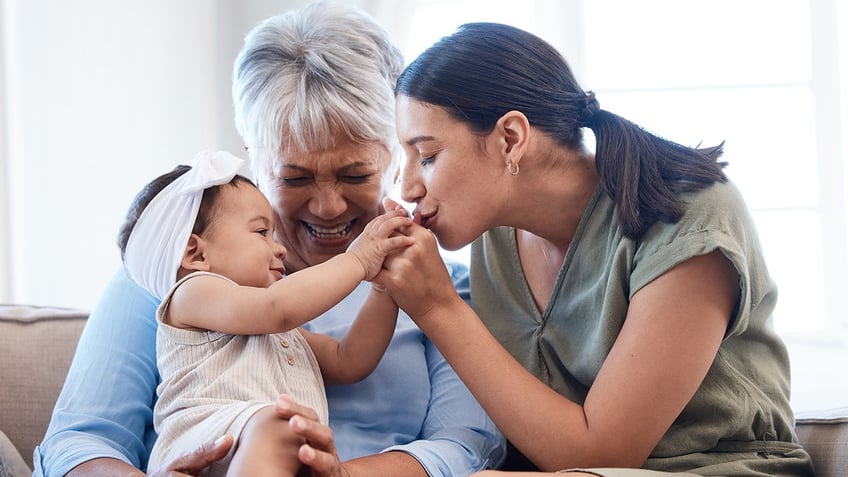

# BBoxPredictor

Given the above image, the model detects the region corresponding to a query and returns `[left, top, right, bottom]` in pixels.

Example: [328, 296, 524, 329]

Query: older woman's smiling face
[256, 136, 395, 272]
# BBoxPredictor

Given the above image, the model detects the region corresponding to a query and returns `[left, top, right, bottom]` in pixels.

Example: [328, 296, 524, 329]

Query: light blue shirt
[34, 262, 504, 477]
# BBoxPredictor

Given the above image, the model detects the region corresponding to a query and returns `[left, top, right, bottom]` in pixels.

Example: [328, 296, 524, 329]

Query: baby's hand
[347, 208, 414, 280]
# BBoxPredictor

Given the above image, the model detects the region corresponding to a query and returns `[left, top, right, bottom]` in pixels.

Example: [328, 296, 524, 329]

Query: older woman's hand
[148, 435, 233, 476]
[275, 394, 350, 477]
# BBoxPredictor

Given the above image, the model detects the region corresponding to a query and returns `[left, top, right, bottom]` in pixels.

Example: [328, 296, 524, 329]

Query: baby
[118, 150, 413, 476]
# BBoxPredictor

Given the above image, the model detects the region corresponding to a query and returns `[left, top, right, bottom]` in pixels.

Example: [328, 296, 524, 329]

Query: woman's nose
[309, 182, 347, 218]
[399, 166, 425, 204]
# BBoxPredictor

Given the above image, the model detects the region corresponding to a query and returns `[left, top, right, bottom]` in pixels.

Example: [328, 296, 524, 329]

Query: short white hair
[232, 1, 403, 171]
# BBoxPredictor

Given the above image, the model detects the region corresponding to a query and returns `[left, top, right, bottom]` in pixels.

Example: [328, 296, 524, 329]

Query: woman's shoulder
[644, 179, 754, 244]
[680, 179, 749, 216]
[630, 179, 766, 292]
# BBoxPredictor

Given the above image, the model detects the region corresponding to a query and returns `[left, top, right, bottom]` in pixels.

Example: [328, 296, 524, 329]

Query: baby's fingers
[383, 234, 416, 253]
[364, 210, 412, 237]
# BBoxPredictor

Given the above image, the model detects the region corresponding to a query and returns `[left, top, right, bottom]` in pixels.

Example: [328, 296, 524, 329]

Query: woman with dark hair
[288, 22, 814, 476]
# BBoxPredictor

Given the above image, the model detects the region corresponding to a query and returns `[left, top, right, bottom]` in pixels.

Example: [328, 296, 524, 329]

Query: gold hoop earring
[506, 160, 520, 176]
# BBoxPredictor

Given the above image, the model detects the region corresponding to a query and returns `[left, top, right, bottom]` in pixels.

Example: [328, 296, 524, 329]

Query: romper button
[280, 339, 289, 348]
[287, 356, 295, 366]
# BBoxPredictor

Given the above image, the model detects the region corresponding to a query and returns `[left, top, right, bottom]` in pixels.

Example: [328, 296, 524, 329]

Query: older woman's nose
[309, 182, 347, 218]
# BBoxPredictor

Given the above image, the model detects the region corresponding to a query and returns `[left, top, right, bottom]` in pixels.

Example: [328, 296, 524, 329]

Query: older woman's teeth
[305, 222, 352, 238]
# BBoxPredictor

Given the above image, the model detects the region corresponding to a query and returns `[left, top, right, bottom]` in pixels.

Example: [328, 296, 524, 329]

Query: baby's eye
[257, 228, 269, 237]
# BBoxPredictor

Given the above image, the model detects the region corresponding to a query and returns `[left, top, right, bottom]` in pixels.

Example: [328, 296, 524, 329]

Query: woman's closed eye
[420, 155, 435, 167]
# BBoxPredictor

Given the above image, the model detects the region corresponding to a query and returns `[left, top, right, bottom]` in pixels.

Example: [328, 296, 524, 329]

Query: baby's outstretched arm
[167, 208, 413, 335]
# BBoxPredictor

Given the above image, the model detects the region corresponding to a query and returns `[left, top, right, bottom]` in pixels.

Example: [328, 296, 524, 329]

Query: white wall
[0, 0, 10, 303]
[0, 0, 416, 310]
[0, 0, 320, 309]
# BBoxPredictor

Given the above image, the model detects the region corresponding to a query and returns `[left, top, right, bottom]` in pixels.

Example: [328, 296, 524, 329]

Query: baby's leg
[227, 406, 305, 477]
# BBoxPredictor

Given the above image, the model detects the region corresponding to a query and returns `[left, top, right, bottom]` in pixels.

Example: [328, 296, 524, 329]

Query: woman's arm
[66, 435, 233, 477]
[34, 269, 160, 476]
[65, 458, 145, 477]
[34, 269, 235, 477]
[302, 287, 398, 385]
[378, 224, 738, 471]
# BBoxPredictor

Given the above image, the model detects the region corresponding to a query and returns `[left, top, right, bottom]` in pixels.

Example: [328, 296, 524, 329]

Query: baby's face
[198, 183, 287, 288]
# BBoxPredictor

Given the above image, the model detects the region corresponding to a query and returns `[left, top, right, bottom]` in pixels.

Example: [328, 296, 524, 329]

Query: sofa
[1, 304, 846, 476]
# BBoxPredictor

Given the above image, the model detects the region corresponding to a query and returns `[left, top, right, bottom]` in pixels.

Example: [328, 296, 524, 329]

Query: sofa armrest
[0, 304, 88, 467]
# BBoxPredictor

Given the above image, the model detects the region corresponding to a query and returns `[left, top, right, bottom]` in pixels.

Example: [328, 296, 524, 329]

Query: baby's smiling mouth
[304, 221, 354, 239]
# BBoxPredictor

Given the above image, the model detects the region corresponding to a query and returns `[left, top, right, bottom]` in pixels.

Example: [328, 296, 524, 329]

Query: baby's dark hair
[117, 165, 254, 261]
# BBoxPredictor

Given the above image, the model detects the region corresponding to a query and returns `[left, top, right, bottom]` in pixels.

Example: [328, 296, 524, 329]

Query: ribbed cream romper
[148, 271, 329, 475]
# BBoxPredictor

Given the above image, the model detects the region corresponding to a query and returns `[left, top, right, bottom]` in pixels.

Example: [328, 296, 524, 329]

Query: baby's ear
[181, 234, 210, 271]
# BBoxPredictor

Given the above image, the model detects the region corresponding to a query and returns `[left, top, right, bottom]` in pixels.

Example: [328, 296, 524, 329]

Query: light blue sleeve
[33, 268, 160, 476]
[383, 260, 506, 476]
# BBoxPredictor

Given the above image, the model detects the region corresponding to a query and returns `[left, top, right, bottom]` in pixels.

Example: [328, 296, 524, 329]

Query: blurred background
[1, 0, 845, 411]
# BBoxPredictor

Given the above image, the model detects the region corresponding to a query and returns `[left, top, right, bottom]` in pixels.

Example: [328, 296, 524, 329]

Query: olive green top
[470, 181, 814, 475]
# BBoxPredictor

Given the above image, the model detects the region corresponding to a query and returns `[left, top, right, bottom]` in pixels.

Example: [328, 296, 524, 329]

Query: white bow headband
[123, 150, 253, 300]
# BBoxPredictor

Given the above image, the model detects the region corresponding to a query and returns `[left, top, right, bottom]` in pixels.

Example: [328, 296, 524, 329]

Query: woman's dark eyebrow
[405, 135, 435, 147]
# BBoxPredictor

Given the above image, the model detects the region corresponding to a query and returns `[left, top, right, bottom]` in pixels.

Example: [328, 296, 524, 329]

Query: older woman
[34, 4, 504, 476]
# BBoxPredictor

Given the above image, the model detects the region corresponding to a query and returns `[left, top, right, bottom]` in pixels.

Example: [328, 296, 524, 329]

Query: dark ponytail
[588, 108, 726, 239]
[397, 22, 727, 240]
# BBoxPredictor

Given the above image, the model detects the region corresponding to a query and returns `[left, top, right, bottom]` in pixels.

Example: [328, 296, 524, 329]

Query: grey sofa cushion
[0, 305, 87, 468]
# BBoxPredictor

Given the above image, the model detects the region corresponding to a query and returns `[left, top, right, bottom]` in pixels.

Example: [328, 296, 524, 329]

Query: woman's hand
[148, 435, 233, 476]
[373, 198, 464, 322]
[275, 395, 350, 477]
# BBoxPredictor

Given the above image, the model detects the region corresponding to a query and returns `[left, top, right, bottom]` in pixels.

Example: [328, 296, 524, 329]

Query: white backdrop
[0, 0, 393, 309]
[0, 0, 576, 310]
